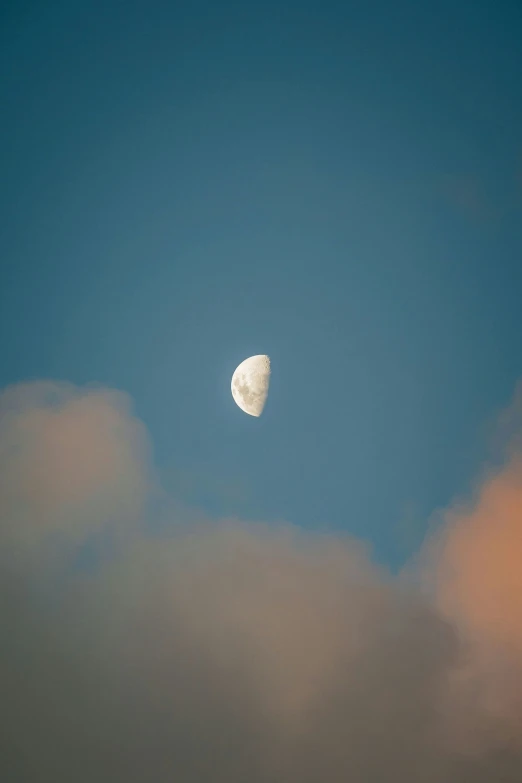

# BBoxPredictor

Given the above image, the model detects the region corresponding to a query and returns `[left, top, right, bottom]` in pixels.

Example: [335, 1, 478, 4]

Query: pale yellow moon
[231, 355, 271, 417]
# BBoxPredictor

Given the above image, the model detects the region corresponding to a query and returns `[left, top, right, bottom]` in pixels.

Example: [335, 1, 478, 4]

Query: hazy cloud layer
[1, 381, 522, 782]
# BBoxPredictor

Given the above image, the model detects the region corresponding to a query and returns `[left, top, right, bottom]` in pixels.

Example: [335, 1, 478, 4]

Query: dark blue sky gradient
[2, 0, 522, 566]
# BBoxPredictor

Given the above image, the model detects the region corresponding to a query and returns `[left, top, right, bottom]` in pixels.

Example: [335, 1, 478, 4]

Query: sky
[2, 1, 522, 781]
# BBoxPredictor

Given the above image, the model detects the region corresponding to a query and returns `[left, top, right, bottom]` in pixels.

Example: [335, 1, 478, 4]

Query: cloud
[0, 381, 151, 554]
[419, 388, 522, 746]
[439, 173, 497, 224]
[1, 381, 522, 781]
[430, 458, 522, 656]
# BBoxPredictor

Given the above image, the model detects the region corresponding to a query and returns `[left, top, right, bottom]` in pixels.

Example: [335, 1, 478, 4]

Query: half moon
[231, 355, 271, 417]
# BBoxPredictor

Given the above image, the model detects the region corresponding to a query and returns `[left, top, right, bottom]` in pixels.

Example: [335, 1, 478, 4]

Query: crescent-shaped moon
[231, 355, 271, 417]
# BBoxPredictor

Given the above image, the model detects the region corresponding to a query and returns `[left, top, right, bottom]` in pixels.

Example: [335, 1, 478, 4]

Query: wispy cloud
[439, 172, 498, 224]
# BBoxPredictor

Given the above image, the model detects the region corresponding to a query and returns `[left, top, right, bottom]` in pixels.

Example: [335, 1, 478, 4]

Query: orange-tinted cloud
[418, 389, 522, 747]
[433, 458, 522, 657]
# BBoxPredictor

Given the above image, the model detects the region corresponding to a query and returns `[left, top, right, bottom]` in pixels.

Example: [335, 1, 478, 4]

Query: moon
[231, 355, 271, 417]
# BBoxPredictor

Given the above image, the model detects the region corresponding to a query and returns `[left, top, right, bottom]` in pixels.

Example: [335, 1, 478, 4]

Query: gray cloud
[1, 381, 521, 782]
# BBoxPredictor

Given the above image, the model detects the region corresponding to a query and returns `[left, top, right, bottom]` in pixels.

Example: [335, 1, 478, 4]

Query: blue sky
[2, 0, 522, 567]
